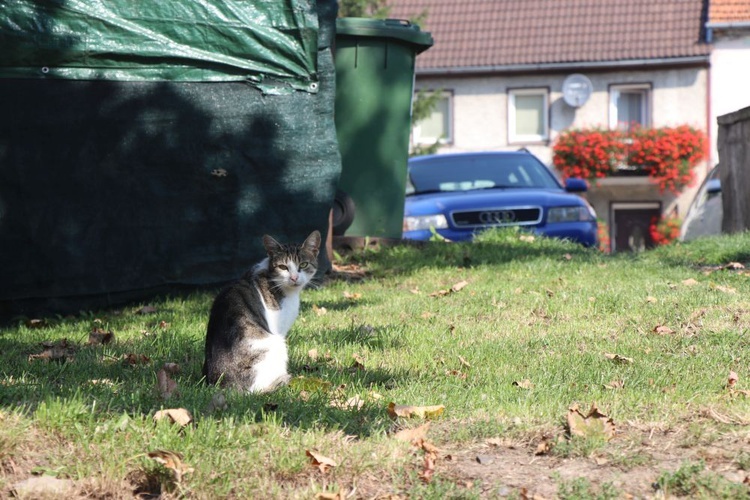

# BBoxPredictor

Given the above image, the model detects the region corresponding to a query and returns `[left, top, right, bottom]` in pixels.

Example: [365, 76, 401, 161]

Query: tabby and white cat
[203, 231, 321, 393]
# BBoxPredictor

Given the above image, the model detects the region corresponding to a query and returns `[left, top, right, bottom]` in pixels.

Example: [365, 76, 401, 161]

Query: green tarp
[0, 0, 319, 93]
[0, 0, 340, 316]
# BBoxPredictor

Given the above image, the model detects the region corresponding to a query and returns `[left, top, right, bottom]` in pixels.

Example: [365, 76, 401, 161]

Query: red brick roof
[708, 0, 750, 23]
[387, 0, 711, 72]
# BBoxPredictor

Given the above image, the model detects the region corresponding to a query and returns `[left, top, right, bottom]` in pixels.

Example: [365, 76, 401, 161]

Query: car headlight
[547, 206, 594, 223]
[403, 214, 449, 232]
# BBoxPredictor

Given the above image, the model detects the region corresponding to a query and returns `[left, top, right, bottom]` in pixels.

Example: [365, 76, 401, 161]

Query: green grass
[2, 229, 750, 497]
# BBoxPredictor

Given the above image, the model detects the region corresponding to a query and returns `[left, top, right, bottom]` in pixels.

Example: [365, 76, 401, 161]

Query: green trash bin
[333, 18, 433, 239]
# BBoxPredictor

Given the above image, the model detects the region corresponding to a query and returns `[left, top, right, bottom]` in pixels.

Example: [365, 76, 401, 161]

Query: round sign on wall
[562, 74, 593, 107]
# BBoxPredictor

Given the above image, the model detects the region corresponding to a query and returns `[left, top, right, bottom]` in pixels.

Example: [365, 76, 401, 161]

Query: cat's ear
[262, 235, 283, 256]
[302, 230, 321, 256]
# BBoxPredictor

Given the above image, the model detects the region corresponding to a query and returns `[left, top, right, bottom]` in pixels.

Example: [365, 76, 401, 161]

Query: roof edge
[416, 56, 711, 76]
[706, 21, 750, 29]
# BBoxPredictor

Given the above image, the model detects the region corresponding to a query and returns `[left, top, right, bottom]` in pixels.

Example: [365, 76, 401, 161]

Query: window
[413, 91, 452, 144]
[508, 88, 549, 143]
[609, 84, 650, 130]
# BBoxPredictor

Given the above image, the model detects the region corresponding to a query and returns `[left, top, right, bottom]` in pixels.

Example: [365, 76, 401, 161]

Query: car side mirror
[706, 178, 721, 194]
[565, 178, 588, 193]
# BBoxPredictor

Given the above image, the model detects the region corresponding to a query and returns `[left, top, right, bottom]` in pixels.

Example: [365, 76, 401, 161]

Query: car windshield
[407, 154, 561, 195]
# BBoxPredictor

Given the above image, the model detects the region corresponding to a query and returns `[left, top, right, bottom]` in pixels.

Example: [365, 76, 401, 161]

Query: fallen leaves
[393, 422, 431, 442]
[387, 402, 445, 420]
[513, 379, 535, 390]
[157, 363, 180, 400]
[88, 328, 115, 345]
[566, 403, 616, 441]
[342, 291, 362, 300]
[147, 450, 193, 482]
[652, 325, 675, 335]
[604, 352, 633, 364]
[153, 408, 193, 427]
[306, 450, 337, 473]
[28, 339, 76, 363]
[429, 280, 469, 297]
[603, 379, 625, 390]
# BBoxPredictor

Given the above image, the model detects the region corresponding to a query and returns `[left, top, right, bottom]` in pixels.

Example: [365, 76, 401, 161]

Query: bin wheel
[332, 190, 355, 236]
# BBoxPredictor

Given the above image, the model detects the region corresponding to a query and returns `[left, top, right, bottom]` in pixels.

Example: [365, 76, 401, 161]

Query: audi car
[403, 151, 598, 246]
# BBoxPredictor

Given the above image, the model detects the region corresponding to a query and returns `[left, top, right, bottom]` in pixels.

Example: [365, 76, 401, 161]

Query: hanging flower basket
[552, 125, 707, 194]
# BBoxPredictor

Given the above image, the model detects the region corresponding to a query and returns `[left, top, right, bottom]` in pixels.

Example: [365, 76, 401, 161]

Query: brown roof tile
[387, 0, 711, 71]
[709, 0, 750, 23]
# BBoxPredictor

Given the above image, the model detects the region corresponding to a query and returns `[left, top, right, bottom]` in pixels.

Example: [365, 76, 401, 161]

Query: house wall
[414, 66, 709, 237]
[710, 36, 750, 166]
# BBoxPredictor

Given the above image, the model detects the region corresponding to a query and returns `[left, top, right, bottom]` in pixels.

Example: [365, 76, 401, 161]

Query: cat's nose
[290, 274, 298, 282]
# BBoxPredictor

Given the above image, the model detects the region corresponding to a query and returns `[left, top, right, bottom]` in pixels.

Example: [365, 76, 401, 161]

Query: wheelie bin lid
[336, 18, 434, 53]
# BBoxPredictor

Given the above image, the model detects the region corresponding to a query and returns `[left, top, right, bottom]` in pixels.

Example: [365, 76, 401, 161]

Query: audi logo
[479, 210, 516, 224]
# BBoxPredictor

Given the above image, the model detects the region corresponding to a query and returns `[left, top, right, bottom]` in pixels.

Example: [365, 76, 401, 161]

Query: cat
[203, 230, 321, 393]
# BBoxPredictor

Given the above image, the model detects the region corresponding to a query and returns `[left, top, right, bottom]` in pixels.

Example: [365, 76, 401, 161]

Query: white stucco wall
[416, 67, 707, 162]
[710, 36, 750, 166]
[414, 66, 709, 221]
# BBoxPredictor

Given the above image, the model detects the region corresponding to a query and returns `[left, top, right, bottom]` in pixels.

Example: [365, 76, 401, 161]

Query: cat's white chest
[261, 292, 300, 337]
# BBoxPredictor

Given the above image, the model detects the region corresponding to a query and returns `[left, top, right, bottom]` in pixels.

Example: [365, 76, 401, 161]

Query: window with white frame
[508, 88, 549, 143]
[609, 84, 650, 130]
[413, 91, 452, 144]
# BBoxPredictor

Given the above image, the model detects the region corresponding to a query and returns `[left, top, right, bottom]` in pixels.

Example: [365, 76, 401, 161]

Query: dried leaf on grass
[457, 355, 471, 368]
[653, 325, 675, 335]
[306, 450, 337, 473]
[727, 370, 739, 389]
[604, 379, 625, 390]
[25, 318, 48, 329]
[87, 328, 114, 345]
[153, 408, 193, 427]
[316, 492, 346, 500]
[604, 352, 633, 364]
[513, 379, 535, 390]
[343, 291, 362, 300]
[710, 283, 737, 294]
[417, 439, 440, 483]
[29, 339, 76, 363]
[387, 402, 445, 419]
[429, 280, 469, 297]
[351, 353, 365, 371]
[123, 353, 151, 366]
[137, 305, 158, 315]
[566, 403, 615, 441]
[445, 369, 467, 379]
[393, 422, 430, 442]
[162, 362, 180, 374]
[682, 278, 699, 286]
[330, 396, 365, 411]
[147, 450, 193, 482]
[157, 368, 178, 400]
[312, 304, 328, 316]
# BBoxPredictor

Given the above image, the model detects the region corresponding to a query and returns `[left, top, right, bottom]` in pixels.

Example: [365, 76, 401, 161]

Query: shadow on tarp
[0, 0, 341, 319]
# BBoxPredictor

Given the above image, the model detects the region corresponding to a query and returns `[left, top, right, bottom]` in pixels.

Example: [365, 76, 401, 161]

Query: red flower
[552, 126, 707, 194]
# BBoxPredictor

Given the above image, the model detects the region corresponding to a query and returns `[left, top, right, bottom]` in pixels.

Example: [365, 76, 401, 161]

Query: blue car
[403, 151, 598, 246]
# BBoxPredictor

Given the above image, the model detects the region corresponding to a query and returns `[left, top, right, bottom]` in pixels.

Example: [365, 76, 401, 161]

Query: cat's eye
[299, 262, 308, 270]
[277, 264, 288, 271]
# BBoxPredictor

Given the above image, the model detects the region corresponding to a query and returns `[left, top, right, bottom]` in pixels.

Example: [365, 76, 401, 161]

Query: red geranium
[649, 215, 681, 246]
[553, 126, 707, 194]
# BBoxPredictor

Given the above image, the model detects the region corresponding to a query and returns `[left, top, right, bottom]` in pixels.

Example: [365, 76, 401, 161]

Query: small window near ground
[508, 88, 549, 144]
[609, 84, 650, 130]
[413, 91, 452, 145]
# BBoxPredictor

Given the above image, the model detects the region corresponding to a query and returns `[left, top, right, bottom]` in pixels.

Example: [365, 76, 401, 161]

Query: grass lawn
[2, 229, 750, 498]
